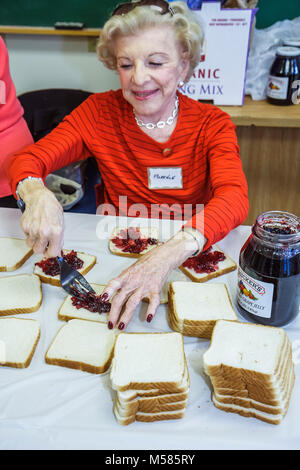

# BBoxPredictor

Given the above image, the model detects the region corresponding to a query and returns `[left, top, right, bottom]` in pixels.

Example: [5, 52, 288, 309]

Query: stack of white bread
[110, 332, 190, 425]
[203, 320, 295, 425]
[168, 282, 237, 339]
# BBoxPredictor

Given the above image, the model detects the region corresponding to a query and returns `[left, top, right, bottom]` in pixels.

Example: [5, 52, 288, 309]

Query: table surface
[0, 208, 299, 451]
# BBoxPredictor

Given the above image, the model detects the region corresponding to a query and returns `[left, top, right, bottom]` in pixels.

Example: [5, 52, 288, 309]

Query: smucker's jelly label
[237, 266, 274, 319]
[267, 76, 289, 100]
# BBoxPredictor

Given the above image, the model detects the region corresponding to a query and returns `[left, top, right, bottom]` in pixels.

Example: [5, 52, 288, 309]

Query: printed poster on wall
[179, 1, 256, 105]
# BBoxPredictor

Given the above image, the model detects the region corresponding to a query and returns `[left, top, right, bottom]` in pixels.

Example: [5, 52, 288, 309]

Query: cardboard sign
[180, 1, 256, 105]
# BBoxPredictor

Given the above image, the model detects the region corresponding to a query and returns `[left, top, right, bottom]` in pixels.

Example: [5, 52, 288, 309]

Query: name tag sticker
[148, 167, 183, 189]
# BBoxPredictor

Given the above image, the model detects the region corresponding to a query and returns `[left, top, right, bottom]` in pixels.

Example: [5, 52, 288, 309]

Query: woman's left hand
[102, 231, 202, 330]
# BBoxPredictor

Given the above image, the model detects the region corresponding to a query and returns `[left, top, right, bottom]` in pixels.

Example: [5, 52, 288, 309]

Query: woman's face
[114, 25, 189, 123]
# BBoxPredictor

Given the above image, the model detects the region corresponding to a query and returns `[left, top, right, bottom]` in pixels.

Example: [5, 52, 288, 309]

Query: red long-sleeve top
[8, 89, 248, 249]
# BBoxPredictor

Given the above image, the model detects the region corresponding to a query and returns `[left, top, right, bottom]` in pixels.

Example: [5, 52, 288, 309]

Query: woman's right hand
[18, 179, 64, 258]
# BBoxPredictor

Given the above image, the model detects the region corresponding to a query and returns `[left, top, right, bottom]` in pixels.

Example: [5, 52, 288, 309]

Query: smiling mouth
[133, 90, 158, 100]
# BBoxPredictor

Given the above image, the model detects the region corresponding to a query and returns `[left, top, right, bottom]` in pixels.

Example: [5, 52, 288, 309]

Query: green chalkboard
[255, 0, 300, 29]
[0, 0, 299, 30]
[0, 0, 119, 29]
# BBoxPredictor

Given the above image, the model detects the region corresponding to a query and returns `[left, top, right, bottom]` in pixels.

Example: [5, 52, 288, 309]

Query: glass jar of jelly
[266, 47, 300, 106]
[237, 211, 300, 327]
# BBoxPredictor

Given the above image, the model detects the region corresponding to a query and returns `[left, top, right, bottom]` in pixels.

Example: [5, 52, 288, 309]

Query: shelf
[0, 25, 100, 37]
[219, 96, 300, 128]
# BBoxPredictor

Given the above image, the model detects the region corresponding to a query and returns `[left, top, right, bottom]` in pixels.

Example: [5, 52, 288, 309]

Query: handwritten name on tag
[148, 167, 183, 189]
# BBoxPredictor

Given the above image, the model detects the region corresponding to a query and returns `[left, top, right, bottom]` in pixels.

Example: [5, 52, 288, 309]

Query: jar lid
[276, 46, 300, 57]
[253, 211, 300, 247]
[283, 40, 300, 47]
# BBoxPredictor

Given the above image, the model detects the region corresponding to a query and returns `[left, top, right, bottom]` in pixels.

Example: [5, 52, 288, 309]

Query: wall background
[2, 0, 300, 97]
[4, 34, 120, 96]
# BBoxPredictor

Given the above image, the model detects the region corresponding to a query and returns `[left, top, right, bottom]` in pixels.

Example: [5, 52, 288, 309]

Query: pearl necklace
[133, 95, 179, 130]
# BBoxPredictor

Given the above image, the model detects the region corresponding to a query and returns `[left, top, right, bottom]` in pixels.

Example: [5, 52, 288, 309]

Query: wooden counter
[219, 97, 300, 225]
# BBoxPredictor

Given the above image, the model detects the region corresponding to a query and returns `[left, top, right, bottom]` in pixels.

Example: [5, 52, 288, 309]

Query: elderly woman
[8, 0, 248, 330]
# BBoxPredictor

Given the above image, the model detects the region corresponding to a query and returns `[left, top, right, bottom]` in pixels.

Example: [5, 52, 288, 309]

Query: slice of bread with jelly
[109, 226, 159, 258]
[180, 244, 236, 283]
[34, 249, 96, 286]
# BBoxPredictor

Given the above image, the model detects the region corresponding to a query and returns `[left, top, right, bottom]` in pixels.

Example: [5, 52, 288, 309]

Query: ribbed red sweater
[8, 89, 248, 249]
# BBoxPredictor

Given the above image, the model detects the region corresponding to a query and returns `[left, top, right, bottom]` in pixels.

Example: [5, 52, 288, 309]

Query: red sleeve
[183, 108, 249, 250]
[7, 96, 97, 197]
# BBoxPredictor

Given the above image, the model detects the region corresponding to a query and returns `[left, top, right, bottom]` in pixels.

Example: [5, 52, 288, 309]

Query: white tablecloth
[0, 208, 299, 450]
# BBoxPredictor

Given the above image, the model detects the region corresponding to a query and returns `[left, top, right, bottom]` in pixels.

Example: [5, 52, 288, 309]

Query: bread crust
[113, 404, 186, 425]
[0, 274, 43, 316]
[0, 237, 33, 272]
[45, 319, 116, 374]
[108, 227, 159, 259]
[116, 397, 188, 416]
[1, 328, 40, 369]
[0, 249, 33, 272]
[179, 246, 237, 283]
[45, 351, 114, 374]
[168, 283, 237, 339]
[179, 263, 236, 282]
[110, 332, 188, 393]
[211, 393, 287, 425]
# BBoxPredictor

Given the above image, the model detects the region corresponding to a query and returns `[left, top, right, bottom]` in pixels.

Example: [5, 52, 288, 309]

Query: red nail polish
[118, 322, 125, 330]
[108, 321, 113, 330]
[101, 293, 109, 302]
[147, 314, 153, 323]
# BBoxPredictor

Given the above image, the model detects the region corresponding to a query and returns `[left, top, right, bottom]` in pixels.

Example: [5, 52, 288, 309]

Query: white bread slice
[208, 332, 290, 386]
[211, 393, 286, 425]
[110, 332, 186, 392]
[116, 396, 188, 417]
[214, 363, 295, 416]
[0, 317, 40, 368]
[210, 336, 292, 403]
[114, 402, 186, 426]
[117, 390, 189, 412]
[109, 226, 159, 258]
[203, 320, 295, 421]
[117, 365, 190, 402]
[180, 244, 236, 282]
[34, 250, 96, 286]
[0, 237, 33, 272]
[58, 283, 108, 323]
[0, 274, 42, 316]
[45, 319, 117, 374]
[203, 320, 288, 378]
[168, 282, 237, 338]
